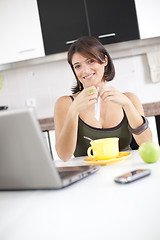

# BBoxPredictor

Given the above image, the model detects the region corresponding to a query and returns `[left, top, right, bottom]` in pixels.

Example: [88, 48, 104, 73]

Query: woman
[54, 36, 152, 161]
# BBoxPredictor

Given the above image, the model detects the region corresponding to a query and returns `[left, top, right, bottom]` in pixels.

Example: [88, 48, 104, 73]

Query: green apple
[138, 141, 160, 163]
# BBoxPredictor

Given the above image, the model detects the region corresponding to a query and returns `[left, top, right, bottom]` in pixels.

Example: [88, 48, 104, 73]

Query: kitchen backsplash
[0, 37, 160, 119]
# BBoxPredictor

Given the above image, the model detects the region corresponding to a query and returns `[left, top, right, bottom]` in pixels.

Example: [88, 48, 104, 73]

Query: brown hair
[67, 36, 115, 94]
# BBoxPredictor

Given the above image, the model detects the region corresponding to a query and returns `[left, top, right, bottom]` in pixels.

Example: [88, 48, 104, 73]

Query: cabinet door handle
[18, 49, 35, 53]
[98, 33, 116, 39]
[65, 40, 76, 45]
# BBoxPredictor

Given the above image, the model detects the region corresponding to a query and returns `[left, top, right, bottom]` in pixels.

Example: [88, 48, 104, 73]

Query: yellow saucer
[84, 152, 131, 165]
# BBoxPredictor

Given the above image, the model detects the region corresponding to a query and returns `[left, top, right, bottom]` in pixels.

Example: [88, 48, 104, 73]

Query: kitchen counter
[143, 101, 160, 117]
[39, 101, 160, 131]
[39, 118, 54, 131]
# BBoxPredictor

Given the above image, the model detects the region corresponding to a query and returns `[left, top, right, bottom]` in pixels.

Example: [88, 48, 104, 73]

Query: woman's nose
[82, 63, 90, 73]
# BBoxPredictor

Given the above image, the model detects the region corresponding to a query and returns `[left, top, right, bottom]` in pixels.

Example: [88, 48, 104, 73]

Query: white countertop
[0, 150, 160, 240]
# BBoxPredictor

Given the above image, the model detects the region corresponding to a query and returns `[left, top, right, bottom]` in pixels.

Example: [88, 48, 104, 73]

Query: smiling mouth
[83, 73, 95, 79]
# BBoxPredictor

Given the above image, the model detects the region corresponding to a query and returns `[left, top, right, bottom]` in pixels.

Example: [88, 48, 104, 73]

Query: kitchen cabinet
[155, 115, 160, 144]
[48, 130, 61, 160]
[42, 131, 54, 160]
[37, 0, 89, 55]
[86, 0, 139, 45]
[135, 0, 160, 39]
[37, 0, 140, 56]
[0, 0, 45, 65]
[42, 130, 61, 160]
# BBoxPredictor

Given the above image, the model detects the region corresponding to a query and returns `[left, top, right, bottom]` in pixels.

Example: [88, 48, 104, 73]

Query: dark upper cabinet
[37, 0, 140, 55]
[86, 0, 140, 45]
[37, 0, 89, 55]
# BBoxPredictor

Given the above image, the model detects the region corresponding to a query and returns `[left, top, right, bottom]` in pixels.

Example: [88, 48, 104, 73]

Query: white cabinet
[48, 130, 61, 161]
[42, 130, 61, 161]
[135, 0, 160, 39]
[147, 116, 159, 143]
[0, 0, 45, 65]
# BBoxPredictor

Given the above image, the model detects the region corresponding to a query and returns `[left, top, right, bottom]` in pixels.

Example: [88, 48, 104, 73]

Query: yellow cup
[87, 138, 119, 160]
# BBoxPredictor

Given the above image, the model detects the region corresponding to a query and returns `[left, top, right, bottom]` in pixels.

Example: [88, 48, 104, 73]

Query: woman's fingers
[99, 86, 115, 101]
[73, 86, 98, 112]
[85, 86, 98, 101]
[99, 86, 128, 106]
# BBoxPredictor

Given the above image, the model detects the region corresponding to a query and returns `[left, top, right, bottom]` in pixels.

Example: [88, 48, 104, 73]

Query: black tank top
[69, 96, 132, 157]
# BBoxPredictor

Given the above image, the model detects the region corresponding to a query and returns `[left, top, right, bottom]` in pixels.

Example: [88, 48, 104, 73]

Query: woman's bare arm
[99, 85, 152, 146]
[123, 92, 152, 146]
[54, 87, 98, 161]
[54, 96, 79, 161]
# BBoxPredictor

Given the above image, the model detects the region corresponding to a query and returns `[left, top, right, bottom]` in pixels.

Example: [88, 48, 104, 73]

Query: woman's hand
[99, 85, 131, 107]
[71, 86, 98, 114]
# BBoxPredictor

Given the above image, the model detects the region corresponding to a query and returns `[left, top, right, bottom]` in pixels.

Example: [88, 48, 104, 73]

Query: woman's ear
[104, 55, 108, 66]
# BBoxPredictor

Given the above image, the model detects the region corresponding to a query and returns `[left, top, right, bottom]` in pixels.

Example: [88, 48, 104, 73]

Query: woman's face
[72, 52, 108, 88]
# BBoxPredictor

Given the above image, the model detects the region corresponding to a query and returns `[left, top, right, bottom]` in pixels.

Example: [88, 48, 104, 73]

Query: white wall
[0, 37, 160, 119]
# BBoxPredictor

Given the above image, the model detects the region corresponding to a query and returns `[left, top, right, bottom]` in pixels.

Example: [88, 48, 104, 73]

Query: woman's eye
[88, 59, 94, 64]
[74, 65, 80, 69]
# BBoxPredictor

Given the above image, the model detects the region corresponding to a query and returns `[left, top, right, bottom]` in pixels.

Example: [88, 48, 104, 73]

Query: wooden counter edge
[143, 102, 160, 117]
[39, 118, 55, 131]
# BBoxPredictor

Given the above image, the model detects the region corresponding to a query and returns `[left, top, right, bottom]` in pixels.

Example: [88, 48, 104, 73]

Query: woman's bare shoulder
[124, 92, 140, 102]
[55, 95, 72, 106]
[54, 95, 73, 115]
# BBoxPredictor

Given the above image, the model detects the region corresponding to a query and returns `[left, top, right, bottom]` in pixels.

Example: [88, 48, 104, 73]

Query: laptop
[0, 108, 100, 190]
